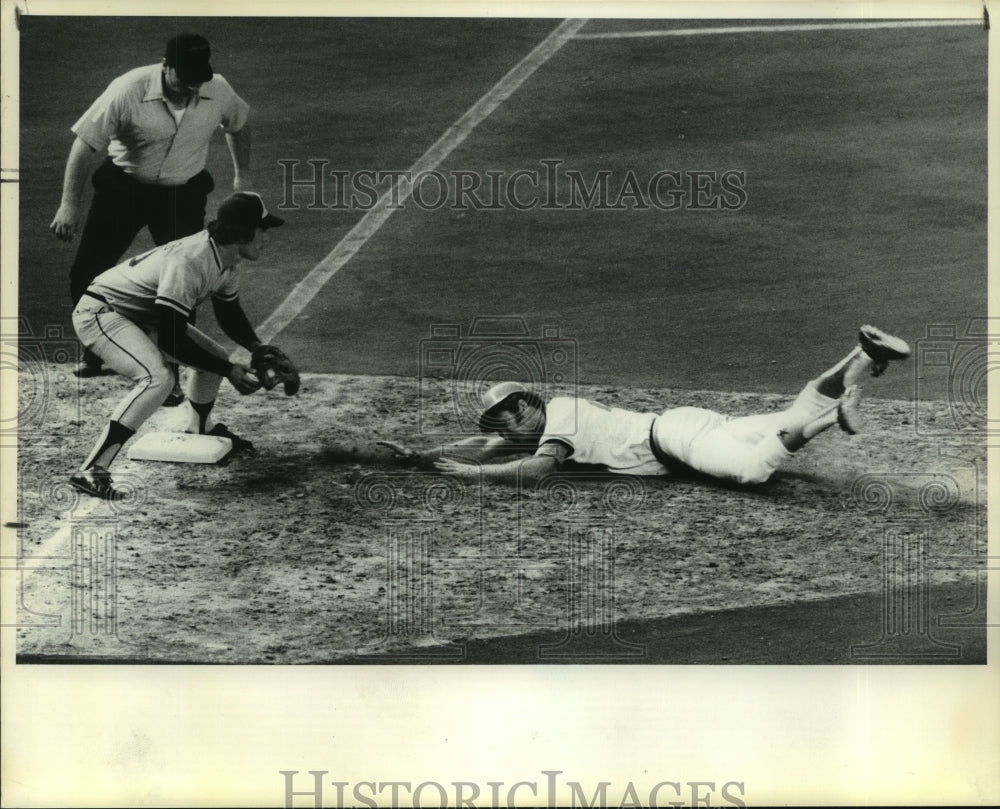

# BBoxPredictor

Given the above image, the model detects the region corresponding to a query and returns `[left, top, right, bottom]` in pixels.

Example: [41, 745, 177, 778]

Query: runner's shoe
[859, 325, 911, 377]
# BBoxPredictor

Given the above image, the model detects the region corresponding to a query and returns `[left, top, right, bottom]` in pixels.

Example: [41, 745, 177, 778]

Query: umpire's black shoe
[69, 465, 115, 499]
[161, 365, 186, 407]
[206, 423, 255, 453]
[73, 348, 114, 378]
[162, 383, 186, 407]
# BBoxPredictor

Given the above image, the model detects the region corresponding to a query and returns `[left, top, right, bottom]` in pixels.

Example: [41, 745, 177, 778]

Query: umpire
[50, 33, 254, 385]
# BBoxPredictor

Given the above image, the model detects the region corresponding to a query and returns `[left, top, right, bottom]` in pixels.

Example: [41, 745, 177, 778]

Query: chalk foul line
[572, 19, 983, 39]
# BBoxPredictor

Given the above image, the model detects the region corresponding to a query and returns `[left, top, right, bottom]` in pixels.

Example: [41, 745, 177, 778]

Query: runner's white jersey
[538, 396, 667, 475]
[87, 231, 240, 331]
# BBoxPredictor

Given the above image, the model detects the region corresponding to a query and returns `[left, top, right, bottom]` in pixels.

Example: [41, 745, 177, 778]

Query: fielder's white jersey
[87, 232, 240, 331]
[538, 396, 668, 476]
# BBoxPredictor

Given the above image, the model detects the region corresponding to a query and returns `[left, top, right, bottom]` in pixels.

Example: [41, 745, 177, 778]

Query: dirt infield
[15, 369, 985, 664]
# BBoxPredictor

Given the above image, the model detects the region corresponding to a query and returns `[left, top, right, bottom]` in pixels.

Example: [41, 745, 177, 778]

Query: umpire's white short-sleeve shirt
[72, 64, 250, 185]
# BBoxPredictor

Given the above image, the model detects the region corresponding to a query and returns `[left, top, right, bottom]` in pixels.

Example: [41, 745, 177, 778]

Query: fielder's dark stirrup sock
[188, 399, 216, 434]
[82, 420, 136, 471]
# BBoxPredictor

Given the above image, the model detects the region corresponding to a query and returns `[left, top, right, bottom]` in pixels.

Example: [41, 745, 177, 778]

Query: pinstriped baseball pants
[72, 296, 228, 431]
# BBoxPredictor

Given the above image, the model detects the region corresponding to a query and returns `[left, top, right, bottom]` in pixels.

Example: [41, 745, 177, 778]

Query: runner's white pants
[651, 382, 836, 485]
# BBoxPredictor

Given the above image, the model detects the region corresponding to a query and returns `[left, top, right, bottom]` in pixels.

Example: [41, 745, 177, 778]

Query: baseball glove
[251, 344, 300, 395]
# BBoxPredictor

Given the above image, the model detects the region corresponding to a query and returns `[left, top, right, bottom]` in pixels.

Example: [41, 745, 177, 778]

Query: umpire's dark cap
[217, 192, 285, 232]
[164, 33, 214, 85]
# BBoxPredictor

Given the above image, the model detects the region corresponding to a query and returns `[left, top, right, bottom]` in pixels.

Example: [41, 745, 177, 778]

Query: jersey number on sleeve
[128, 240, 181, 267]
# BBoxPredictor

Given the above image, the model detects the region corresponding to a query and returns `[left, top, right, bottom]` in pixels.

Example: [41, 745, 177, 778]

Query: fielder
[379, 325, 911, 485]
[69, 192, 299, 499]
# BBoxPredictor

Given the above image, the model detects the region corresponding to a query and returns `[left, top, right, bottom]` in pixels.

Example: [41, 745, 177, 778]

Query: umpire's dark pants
[69, 159, 215, 304]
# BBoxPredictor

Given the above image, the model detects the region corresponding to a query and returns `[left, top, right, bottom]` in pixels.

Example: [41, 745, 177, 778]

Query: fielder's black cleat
[858, 325, 911, 377]
[206, 423, 255, 453]
[69, 465, 116, 499]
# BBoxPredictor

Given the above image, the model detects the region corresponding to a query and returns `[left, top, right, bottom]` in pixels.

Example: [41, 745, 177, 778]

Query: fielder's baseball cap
[477, 381, 532, 431]
[217, 192, 285, 232]
[164, 33, 213, 86]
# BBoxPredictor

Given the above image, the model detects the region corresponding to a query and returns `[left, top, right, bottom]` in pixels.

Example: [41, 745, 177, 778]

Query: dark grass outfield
[17, 581, 987, 665]
[272, 20, 988, 401]
[18, 18, 986, 403]
[454, 581, 987, 665]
